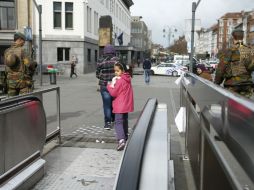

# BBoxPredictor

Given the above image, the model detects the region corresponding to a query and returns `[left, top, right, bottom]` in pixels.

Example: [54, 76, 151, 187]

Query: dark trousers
[100, 85, 114, 124]
[115, 113, 128, 141]
[70, 67, 77, 78]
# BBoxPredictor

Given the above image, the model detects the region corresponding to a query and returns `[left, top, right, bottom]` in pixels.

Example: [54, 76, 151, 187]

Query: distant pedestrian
[196, 64, 213, 81]
[143, 58, 151, 84]
[70, 55, 78, 78]
[214, 29, 254, 98]
[107, 62, 134, 151]
[96, 44, 118, 130]
[137, 59, 140, 67]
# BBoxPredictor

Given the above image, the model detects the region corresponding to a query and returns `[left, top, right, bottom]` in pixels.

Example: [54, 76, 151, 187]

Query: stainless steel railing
[1, 86, 61, 143]
[180, 73, 254, 190]
[0, 96, 46, 185]
[2, 87, 61, 144]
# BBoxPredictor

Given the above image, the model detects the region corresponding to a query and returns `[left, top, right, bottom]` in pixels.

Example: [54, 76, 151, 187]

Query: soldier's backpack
[227, 46, 253, 77]
[4, 47, 22, 69]
[239, 45, 254, 72]
[5, 53, 19, 68]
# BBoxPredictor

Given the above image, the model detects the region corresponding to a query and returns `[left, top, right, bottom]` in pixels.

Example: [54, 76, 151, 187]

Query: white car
[150, 62, 187, 76]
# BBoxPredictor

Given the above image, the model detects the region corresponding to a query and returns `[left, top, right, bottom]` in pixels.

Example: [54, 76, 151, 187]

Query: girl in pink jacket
[107, 63, 134, 151]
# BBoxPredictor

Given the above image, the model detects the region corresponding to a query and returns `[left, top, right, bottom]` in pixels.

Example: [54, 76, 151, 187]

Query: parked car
[150, 62, 188, 76]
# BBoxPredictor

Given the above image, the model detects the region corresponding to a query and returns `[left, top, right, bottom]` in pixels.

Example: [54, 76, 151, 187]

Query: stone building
[32, 0, 133, 74]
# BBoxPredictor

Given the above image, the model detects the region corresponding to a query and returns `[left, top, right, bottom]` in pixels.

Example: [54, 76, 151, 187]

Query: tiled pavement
[31, 73, 196, 190]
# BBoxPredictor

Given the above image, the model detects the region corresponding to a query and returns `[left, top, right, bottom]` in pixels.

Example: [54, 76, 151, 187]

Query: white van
[174, 55, 190, 62]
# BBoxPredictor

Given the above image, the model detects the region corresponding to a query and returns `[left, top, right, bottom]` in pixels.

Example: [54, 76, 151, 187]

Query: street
[35, 73, 180, 142]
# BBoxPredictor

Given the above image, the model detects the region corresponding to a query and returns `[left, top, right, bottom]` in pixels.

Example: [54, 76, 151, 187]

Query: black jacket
[143, 59, 151, 69]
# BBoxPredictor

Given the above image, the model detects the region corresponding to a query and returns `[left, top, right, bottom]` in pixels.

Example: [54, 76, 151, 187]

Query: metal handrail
[182, 73, 254, 111]
[1, 87, 61, 143]
[180, 72, 254, 189]
[200, 108, 254, 189]
[115, 98, 158, 190]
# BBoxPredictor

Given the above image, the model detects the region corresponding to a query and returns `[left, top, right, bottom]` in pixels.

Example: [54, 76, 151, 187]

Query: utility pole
[32, 0, 42, 86]
[190, 0, 201, 73]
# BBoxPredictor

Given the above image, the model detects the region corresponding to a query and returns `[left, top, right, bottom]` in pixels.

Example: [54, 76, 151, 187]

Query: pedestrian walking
[107, 62, 134, 151]
[214, 29, 254, 98]
[143, 58, 152, 84]
[70, 55, 78, 78]
[137, 59, 140, 67]
[196, 64, 213, 81]
[96, 44, 118, 130]
[4, 32, 37, 96]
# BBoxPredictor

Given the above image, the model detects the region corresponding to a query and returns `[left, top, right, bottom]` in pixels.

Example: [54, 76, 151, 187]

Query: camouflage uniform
[4, 33, 36, 96]
[215, 30, 254, 98]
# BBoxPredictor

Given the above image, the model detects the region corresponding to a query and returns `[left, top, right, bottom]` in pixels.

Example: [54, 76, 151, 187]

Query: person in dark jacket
[143, 58, 151, 84]
[96, 44, 118, 130]
[70, 55, 78, 78]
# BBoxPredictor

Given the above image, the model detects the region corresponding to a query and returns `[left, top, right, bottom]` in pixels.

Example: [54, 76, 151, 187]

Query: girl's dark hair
[114, 62, 133, 77]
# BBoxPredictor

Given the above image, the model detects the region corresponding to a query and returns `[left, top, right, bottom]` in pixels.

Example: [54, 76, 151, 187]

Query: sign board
[99, 28, 112, 46]
[24, 26, 32, 41]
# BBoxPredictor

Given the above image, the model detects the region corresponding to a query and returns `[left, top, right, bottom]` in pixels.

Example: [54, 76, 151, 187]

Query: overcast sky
[130, 0, 254, 47]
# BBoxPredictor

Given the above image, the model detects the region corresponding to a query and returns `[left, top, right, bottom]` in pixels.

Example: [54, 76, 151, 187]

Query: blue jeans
[100, 85, 114, 124]
[144, 69, 150, 83]
[115, 113, 128, 141]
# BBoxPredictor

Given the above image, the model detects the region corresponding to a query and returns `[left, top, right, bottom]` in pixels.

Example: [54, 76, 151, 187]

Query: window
[94, 11, 98, 35]
[250, 25, 254, 32]
[65, 2, 73, 29]
[57, 48, 70, 62]
[87, 6, 91, 32]
[53, 2, 62, 28]
[95, 50, 98, 62]
[87, 49, 91, 62]
[0, 0, 15, 30]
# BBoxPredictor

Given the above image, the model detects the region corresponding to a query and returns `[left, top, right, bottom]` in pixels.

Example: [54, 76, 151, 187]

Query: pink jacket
[107, 73, 134, 113]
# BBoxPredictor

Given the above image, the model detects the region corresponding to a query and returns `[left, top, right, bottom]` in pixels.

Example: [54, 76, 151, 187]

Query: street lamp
[163, 26, 178, 47]
[190, 0, 201, 73]
[32, 0, 42, 86]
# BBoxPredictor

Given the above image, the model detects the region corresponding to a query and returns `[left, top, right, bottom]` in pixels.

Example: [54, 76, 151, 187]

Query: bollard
[48, 69, 57, 85]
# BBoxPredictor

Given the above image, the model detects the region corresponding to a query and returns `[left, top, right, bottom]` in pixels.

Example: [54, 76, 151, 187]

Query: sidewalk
[31, 73, 195, 190]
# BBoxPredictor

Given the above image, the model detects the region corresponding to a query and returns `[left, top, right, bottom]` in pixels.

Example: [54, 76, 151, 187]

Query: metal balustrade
[181, 73, 254, 190]
[0, 87, 61, 189]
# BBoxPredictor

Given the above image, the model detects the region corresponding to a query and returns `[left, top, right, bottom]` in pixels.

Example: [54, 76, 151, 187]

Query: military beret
[14, 32, 26, 41]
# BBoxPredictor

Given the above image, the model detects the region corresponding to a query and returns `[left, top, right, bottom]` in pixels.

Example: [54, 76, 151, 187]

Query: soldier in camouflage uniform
[4, 32, 37, 96]
[214, 29, 254, 98]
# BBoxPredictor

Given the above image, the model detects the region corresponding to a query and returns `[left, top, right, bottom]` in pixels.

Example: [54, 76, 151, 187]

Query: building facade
[217, 12, 243, 50]
[130, 16, 150, 61]
[33, 0, 133, 74]
[0, 0, 33, 65]
[242, 11, 254, 46]
[196, 24, 218, 58]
